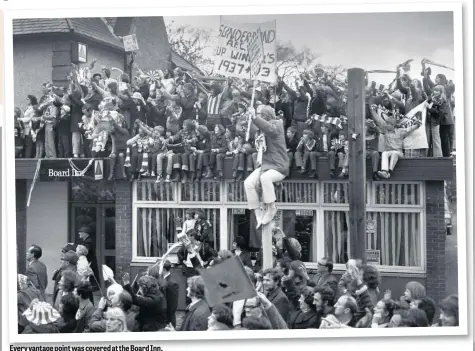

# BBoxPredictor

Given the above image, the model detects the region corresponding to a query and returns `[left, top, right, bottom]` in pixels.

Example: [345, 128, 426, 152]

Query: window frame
[131, 180, 426, 273]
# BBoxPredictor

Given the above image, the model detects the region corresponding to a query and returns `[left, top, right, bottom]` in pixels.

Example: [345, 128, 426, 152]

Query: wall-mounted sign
[232, 208, 245, 215]
[39, 159, 96, 181]
[94, 160, 103, 180]
[72, 42, 88, 63]
[366, 218, 376, 234]
[366, 249, 381, 265]
[296, 210, 313, 217]
[122, 34, 139, 52]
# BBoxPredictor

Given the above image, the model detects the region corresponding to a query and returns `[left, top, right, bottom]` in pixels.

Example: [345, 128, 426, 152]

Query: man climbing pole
[244, 104, 289, 228]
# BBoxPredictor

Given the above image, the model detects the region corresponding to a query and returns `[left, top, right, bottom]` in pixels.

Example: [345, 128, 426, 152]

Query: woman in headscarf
[17, 274, 42, 323]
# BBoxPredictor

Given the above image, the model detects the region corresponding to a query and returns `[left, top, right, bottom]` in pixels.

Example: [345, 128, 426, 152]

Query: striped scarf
[207, 93, 223, 115]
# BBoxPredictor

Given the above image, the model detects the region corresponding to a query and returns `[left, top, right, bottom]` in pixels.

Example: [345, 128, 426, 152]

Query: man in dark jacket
[180, 276, 211, 331]
[25, 245, 48, 301]
[162, 260, 180, 328]
[262, 268, 290, 322]
[311, 257, 338, 296]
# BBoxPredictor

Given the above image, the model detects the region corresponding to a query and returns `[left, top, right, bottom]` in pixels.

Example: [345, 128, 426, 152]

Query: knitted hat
[237, 101, 248, 110]
[63, 250, 79, 265]
[290, 260, 309, 281]
[23, 301, 60, 325]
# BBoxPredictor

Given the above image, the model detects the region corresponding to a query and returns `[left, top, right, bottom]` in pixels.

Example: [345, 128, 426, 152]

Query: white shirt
[323, 134, 328, 152]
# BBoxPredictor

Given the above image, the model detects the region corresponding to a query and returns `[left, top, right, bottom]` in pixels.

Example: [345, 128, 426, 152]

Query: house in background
[13, 16, 202, 108]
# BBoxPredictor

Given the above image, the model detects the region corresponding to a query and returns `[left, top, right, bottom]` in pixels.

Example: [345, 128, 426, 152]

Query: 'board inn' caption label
[48, 169, 83, 177]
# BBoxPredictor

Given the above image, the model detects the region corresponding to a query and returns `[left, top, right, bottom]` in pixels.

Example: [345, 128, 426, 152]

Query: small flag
[94, 160, 103, 180]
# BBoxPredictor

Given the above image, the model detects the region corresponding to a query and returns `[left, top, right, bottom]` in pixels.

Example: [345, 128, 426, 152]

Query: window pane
[136, 181, 175, 202]
[323, 182, 369, 205]
[227, 209, 252, 250]
[136, 208, 220, 258]
[276, 182, 318, 203]
[71, 178, 115, 202]
[374, 183, 421, 205]
[224, 181, 319, 204]
[324, 211, 421, 267]
[324, 211, 350, 263]
[181, 181, 221, 202]
[226, 209, 317, 262]
[225, 182, 248, 203]
[290, 210, 316, 262]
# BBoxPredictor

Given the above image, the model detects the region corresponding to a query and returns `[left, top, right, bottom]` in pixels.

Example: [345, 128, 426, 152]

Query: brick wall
[13, 38, 53, 108]
[16, 179, 27, 273]
[115, 180, 133, 277]
[425, 180, 447, 305]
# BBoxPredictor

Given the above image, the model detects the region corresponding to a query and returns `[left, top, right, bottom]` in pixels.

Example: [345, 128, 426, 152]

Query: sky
[165, 12, 455, 86]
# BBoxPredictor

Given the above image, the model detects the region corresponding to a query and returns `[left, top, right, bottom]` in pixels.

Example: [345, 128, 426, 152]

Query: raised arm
[396, 68, 409, 96]
[282, 82, 297, 99]
[367, 98, 389, 131]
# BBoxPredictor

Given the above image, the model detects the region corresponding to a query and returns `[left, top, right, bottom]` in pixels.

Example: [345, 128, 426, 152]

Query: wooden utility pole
[347, 68, 367, 262]
[262, 224, 273, 269]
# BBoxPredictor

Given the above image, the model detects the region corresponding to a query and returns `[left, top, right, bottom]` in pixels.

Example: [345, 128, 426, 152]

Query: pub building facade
[16, 156, 454, 311]
[12, 16, 455, 311]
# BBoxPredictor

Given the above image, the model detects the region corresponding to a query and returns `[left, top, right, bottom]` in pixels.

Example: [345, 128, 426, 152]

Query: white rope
[27, 159, 41, 207]
[68, 158, 94, 176]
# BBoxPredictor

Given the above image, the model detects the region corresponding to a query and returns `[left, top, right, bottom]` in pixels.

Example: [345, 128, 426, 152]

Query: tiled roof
[68, 18, 124, 50]
[13, 18, 124, 50]
[13, 18, 70, 35]
[171, 50, 204, 75]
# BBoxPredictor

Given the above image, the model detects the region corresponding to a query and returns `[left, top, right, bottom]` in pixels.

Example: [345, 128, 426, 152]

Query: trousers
[244, 168, 286, 209]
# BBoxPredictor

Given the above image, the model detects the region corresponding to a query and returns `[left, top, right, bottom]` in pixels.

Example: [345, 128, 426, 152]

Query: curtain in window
[324, 211, 421, 267]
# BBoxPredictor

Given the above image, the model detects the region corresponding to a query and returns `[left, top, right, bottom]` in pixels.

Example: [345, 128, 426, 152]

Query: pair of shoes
[255, 205, 278, 229]
[377, 170, 390, 179]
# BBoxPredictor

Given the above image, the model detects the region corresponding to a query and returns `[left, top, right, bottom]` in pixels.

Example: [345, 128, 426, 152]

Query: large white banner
[213, 19, 277, 83]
